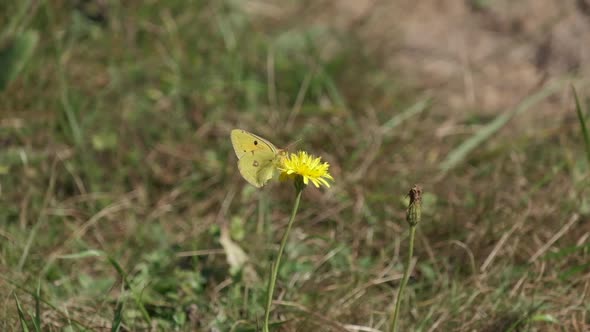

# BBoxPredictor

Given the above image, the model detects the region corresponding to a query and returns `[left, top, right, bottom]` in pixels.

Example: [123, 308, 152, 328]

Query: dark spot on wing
[254, 140, 258, 145]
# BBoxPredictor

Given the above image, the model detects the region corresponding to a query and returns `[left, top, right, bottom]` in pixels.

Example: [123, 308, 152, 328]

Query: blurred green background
[1, 1, 589, 331]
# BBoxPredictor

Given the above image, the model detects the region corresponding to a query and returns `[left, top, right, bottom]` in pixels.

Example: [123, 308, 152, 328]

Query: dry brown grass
[1, 0, 589, 331]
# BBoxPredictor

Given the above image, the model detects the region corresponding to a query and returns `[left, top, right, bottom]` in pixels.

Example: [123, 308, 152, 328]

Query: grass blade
[560, 261, 590, 280]
[0, 30, 38, 90]
[56, 250, 151, 325]
[14, 294, 30, 332]
[0, 0, 33, 41]
[529, 314, 559, 324]
[1, 275, 88, 329]
[572, 85, 590, 164]
[105, 255, 151, 326]
[439, 80, 565, 173]
[380, 97, 431, 136]
[33, 280, 41, 332]
[111, 301, 124, 332]
[57, 250, 104, 259]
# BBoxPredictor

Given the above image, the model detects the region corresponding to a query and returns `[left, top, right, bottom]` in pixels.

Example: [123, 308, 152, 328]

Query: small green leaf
[530, 313, 560, 324]
[91, 132, 118, 151]
[0, 30, 38, 90]
[230, 216, 246, 241]
[173, 310, 186, 327]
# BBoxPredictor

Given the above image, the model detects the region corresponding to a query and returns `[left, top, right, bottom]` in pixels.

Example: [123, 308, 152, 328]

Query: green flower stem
[263, 188, 303, 332]
[390, 185, 421, 332]
[389, 224, 416, 332]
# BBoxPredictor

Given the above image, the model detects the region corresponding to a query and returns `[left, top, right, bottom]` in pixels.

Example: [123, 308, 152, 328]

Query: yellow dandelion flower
[279, 151, 334, 188]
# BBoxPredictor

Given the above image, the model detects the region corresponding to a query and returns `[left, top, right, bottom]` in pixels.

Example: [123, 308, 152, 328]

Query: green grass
[1, 1, 589, 331]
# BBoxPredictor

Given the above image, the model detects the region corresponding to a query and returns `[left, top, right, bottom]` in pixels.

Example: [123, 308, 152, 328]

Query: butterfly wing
[237, 150, 278, 188]
[231, 129, 278, 160]
[230, 129, 282, 187]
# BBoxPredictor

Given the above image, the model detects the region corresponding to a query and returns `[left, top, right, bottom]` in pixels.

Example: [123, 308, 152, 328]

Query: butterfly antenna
[285, 138, 302, 152]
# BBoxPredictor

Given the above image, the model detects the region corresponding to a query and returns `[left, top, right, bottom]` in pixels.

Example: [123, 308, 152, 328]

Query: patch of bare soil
[249, 0, 590, 122]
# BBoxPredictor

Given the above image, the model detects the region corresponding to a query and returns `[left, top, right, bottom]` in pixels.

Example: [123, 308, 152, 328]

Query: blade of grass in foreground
[0, 30, 38, 90]
[439, 80, 566, 174]
[111, 301, 124, 332]
[1, 275, 87, 329]
[14, 294, 30, 332]
[572, 85, 590, 164]
[33, 280, 41, 332]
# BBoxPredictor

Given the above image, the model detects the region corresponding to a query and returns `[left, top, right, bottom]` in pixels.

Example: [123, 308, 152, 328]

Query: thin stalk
[263, 189, 303, 332]
[389, 185, 421, 332]
[572, 85, 590, 164]
[389, 225, 416, 332]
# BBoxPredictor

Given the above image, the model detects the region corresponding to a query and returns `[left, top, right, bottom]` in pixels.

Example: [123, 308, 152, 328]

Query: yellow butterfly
[230, 129, 285, 188]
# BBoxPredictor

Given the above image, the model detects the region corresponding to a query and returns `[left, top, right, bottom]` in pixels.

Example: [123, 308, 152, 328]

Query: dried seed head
[406, 185, 422, 226]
